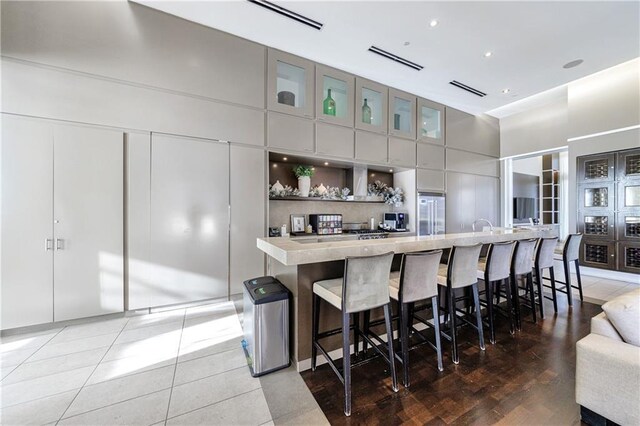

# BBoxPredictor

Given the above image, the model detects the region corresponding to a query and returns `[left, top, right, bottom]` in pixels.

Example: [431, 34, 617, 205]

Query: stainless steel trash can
[242, 276, 291, 377]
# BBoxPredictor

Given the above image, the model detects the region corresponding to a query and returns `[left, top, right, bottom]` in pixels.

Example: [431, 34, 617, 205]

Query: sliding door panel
[53, 124, 124, 321]
[150, 134, 229, 306]
[1, 115, 54, 329]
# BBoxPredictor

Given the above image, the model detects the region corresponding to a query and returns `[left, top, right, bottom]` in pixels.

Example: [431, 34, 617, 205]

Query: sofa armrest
[576, 333, 640, 425]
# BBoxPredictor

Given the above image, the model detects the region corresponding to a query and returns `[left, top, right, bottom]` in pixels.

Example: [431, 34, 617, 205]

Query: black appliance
[383, 212, 407, 231]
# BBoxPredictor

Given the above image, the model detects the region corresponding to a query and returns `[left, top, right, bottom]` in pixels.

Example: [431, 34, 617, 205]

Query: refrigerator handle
[434, 201, 438, 235]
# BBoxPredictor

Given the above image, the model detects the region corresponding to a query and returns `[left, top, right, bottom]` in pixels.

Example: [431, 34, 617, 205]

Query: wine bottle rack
[626, 218, 640, 238]
[585, 244, 608, 264]
[585, 159, 610, 180]
[624, 247, 640, 269]
[626, 154, 640, 176]
[584, 216, 608, 236]
[584, 187, 608, 208]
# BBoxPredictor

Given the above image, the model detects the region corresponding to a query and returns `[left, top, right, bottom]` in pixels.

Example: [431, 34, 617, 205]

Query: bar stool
[437, 244, 485, 365]
[545, 233, 584, 306]
[477, 241, 516, 344]
[311, 251, 397, 416]
[389, 250, 444, 387]
[534, 237, 559, 318]
[510, 238, 539, 328]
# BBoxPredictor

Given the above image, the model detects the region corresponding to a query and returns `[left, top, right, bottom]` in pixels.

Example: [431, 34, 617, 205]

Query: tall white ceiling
[135, 0, 639, 116]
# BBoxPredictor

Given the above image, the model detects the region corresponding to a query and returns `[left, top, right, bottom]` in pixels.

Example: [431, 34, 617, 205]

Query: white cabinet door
[1, 115, 54, 329]
[388, 137, 416, 167]
[150, 134, 229, 307]
[53, 124, 124, 321]
[230, 145, 265, 295]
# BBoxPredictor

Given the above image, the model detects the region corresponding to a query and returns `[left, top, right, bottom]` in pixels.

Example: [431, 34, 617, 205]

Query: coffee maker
[383, 212, 408, 231]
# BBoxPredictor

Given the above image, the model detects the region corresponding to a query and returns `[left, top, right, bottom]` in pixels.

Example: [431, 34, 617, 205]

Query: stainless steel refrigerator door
[419, 194, 445, 236]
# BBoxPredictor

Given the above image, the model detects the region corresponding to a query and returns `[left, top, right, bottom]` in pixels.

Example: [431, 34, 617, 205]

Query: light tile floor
[0, 302, 329, 426]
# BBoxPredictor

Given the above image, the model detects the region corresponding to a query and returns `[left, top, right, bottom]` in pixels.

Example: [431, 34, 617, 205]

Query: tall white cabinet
[1, 115, 124, 328]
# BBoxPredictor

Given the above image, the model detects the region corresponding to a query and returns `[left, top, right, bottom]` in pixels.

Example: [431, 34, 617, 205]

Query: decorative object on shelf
[362, 98, 372, 124]
[271, 180, 284, 193]
[305, 224, 313, 234]
[323, 89, 336, 116]
[269, 184, 300, 198]
[293, 165, 314, 197]
[394, 113, 401, 130]
[277, 91, 295, 107]
[368, 180, 405, 206]
[317, 183, 327, 195]
[290, 214, 306, 233]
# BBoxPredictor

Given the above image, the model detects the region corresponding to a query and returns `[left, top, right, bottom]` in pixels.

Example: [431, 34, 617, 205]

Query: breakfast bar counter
[257, 228, 555, 371]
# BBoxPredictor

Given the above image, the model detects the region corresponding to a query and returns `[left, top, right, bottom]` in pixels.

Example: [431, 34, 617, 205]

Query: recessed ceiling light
[283, 157, 287, 161]
[272, 163, 278, 168]
[429, 19, 438, 27]
[563, 59, 584, 69]
[403, 41, 410, 46]
[324, 162, 329, 166]
[389, 169, 394, 173]
[484, 51, 492, 58]
[502, 88, 511, 94]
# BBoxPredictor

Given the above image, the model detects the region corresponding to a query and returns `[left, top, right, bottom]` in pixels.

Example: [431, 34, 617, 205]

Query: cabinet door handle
[45, 239, 53, 251]
[55, 239, 64, 250]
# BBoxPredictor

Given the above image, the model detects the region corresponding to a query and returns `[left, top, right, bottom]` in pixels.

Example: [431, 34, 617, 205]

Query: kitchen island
[257, 228, 555, 371]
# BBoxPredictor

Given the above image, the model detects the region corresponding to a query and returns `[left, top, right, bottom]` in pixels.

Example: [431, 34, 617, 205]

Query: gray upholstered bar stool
[545, 233, 584, 306]
[477, 241, 516, 344]
[437, 243, 485, 365]
[389, 250, 444, 387]
[533, 236, 560, 318]
[311, 251, 397, 416]
[510, 238, 539, 328]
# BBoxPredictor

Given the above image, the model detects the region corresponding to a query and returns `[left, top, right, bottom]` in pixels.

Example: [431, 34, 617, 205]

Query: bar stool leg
[342, 310, 352, 416]
[311, 294, 320, 371]
[447, 285, 459, 364]
[528, 272, 537, 324]
[549, 267, 558, 313]
[511, 274, 522, 331]
[535, 267, 545, 319]
[400, 302, 410, 387]
[563, 259, 574, 307]
[472, 283, 486, 351]
[353, 312, 360, 357]
[383, 303, 399, 392]
[575, 260, 584, 302]
[503, 278, 515, 335]
[431, 295, 444, 372]
[362, 311, 370, 355]
[486, 278, 496, 344]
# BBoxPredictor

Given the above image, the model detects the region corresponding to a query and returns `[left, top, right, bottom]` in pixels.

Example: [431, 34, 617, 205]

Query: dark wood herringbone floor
[301, 297, 601, 425]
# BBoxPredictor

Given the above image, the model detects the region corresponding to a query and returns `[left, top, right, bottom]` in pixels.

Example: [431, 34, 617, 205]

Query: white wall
[512, 156, 542, 176]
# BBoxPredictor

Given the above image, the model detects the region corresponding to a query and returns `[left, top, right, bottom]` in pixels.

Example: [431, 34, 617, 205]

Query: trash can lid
[243, 277, 290, 305]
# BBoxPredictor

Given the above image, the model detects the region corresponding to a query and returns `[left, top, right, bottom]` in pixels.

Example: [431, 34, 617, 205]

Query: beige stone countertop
[257, 228, 556, 266]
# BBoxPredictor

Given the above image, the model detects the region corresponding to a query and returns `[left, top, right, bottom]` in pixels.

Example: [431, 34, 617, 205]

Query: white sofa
[576, 289, 640, 425]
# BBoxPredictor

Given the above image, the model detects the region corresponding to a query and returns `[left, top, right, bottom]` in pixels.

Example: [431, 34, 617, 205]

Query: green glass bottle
[323, 88, 336, 116]
[362, 98, 372, 124]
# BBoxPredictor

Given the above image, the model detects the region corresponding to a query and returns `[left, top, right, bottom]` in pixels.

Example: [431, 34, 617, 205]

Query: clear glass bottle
[323, 89, 336, 116]
[362, 98, 372, 124]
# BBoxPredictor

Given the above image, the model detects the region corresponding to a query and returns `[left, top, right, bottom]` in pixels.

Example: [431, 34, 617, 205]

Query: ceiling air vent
[449, 80, 487, 97]
[247, 0, 323, 30]
[368, 46, 424, 71]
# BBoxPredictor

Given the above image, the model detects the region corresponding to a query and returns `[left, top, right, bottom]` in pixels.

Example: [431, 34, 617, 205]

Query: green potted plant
[293, 165, 314, 197]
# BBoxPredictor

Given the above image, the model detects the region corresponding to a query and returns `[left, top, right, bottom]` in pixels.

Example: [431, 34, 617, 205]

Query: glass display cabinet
[577, 153, 615, 183]
[315, 65, 354, 127]
[355, 77, 388, 134]
[578, 213, 615, 239]
[388, 88, 416, 139]
[617, 214, 640, 241]
[619, 242, 640, 273]
[580, 241, 616, 269]
[267, 49, 314, 118]
[579, 183, 614, 209]
[617, 148, 640, 180]
[417, 98, 445, 145]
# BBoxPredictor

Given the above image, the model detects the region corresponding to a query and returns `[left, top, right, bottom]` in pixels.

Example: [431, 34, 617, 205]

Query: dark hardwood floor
[301, 297, 601, 425]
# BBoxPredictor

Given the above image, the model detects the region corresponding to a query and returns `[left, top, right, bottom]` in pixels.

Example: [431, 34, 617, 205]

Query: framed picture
[290, 214, 306, 233]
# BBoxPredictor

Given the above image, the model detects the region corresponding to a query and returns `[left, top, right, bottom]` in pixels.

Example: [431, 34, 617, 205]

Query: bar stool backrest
[447, 244, 483, 289]
[399, 250, 443, 303]
[342, 251, 394, 314]
[512, 238, 538, 276]
[535, 237, 559, 269]
[563, 233, 583, 262]
[485, 241, 516, 281]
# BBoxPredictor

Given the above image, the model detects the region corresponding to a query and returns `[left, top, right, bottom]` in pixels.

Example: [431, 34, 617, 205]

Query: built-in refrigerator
[418, 192, 446, 236]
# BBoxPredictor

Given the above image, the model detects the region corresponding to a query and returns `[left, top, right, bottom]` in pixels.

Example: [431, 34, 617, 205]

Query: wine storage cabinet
[577, 147, 640, 272]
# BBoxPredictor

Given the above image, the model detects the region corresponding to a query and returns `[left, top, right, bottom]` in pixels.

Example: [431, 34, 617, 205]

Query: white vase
[298, 176, 311, 197]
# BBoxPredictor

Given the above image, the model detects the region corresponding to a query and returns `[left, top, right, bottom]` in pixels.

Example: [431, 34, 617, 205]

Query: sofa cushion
[590, 312, 623, 341]
[602, 288, 640, 347]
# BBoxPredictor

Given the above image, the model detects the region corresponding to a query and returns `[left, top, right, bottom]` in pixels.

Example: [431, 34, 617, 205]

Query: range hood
[346, 165, 376, 201]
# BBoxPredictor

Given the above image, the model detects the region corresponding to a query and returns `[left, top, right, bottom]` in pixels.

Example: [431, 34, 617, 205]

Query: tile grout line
[163, 308, 187, 425]
[164, 387, 263, 423]
[1, 327, 67, 383]
[55, 317, 131, 425]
